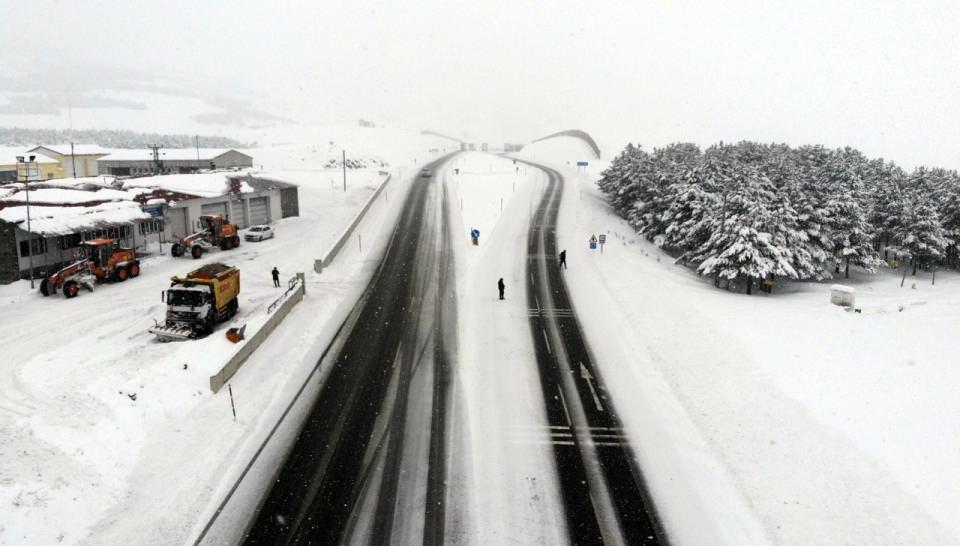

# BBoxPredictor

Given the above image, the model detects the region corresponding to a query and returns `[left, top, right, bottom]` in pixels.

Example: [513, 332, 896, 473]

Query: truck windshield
[167, 290, 204, 307]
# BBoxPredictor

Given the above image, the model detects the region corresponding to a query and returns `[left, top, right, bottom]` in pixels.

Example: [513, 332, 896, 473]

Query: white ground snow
[0, 128, 450, 545]
[517, 138, 960, 545]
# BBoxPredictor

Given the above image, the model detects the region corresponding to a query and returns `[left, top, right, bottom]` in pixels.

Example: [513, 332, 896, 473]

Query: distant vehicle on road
[420, 168, 433, 178]
[244, 225, 275, 242]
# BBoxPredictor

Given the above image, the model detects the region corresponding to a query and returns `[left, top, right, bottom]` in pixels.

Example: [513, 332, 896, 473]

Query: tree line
[597, 141, 958, 293]
[0, 127, 249, 149]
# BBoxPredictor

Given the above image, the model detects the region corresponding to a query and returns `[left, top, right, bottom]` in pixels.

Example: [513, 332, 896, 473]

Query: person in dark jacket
[559, 249, 567, 269]
[498, 278, 505, 300]
[272, 267, 280, 288]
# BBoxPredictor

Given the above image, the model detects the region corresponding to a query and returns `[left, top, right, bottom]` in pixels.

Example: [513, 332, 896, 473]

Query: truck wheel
[63, 281, 79, 298]
[191, 245, 203, 259]
[40, 279, 50, 296]
[129, 264, 140, 278]
[230, 236, 240, 249]
[220, 240, 229, 251]
[228, 298, 239, 318]
[116, 267, 128, 282]
[171, 243, 183, 257]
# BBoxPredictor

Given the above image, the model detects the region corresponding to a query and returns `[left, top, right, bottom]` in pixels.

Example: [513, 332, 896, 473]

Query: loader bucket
[149, 324, 196, 342]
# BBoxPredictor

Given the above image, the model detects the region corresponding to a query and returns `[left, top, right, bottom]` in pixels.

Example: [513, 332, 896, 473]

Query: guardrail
[314, 173, 392, 273]
[209, 272, 305, 393]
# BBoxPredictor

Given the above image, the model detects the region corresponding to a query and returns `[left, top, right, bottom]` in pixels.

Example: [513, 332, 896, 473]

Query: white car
[244, 225, 274, 242]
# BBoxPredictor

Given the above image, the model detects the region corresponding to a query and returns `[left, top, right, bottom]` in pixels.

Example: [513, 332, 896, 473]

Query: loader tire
[63, 281, 79, 299]
[129, 264, 140, 278]
[171, 243, 183, 257]
[116, 267, 128, 282]
[191, 245, 203, 259]
[40, 279, 50, 296]
[231, 236, 240, 248]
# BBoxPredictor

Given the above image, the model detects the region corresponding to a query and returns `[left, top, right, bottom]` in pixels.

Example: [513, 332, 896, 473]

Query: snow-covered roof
[29, 144, 112, 157]
[100, 148, 250, 162]
[0, 155, 58, 166]
[0, 201, 151, 235]
[122, 172, 253, 198]
[0, 187, 132, 205]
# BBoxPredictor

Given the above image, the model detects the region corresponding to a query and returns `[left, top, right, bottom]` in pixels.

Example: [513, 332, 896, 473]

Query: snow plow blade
[149, 324, 196, 342]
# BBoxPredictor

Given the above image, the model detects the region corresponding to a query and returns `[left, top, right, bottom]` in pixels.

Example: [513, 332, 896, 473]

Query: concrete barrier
[209, 272, 305, 393]
[315, 173, 392, 273]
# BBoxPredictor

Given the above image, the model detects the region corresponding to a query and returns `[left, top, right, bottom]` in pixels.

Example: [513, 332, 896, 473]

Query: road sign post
[589, 234, 597, 250]
[598, 233, 606, 254]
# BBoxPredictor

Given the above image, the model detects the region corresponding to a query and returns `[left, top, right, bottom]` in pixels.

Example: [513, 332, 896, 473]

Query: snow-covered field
[0, 127, 450, 545]
[518, 138, 960, 544]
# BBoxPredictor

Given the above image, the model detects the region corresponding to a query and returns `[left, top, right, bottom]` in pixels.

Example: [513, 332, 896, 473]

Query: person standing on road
[272, 267, 280, 288]
[559, 249, 567, 270]
[498, 278, 505, 300]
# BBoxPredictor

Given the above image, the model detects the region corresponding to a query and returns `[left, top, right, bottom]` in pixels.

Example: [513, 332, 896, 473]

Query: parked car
[244, 225, 275, 242]
[420, 168, 433, 178]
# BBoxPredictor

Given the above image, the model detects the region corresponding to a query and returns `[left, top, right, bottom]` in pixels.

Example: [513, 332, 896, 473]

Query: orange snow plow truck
[171, 214, 240, 259]
[149, 263, 240, 341]
[39, 238, 140, 298]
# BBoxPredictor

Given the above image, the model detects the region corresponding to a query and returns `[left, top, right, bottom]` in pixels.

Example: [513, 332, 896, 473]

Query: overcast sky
[3, 0, 960, 167]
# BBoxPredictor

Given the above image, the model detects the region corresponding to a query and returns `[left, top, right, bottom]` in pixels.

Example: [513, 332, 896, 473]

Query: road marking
[579, 362, 604, 412]
[534, 295, 540, 311]
[541, 329, 551, 354]
[556, 385, 571, 426]
[392, 342, 403, 369]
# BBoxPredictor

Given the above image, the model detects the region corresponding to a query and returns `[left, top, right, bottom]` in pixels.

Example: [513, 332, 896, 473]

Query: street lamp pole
[342, 150, 347, 192]
[16, 156, 37, 288]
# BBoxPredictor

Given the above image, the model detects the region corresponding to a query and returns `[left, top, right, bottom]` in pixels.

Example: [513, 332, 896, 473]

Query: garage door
[168, 208, 189, 239]
[201, 202, 228, 223]
[248, 197, 270, 225]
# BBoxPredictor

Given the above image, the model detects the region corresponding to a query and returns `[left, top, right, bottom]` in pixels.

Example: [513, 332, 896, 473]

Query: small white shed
[830, 284, 856, 308]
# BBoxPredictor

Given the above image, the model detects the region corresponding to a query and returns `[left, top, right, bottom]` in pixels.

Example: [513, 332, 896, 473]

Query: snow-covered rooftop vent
[830, 284, 856, 308]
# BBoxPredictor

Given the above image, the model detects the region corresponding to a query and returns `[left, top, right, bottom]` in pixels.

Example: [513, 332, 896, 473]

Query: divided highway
[244, 155, 456, 545]
[523, 161, 666, 545]
[240, 154, 665, 545]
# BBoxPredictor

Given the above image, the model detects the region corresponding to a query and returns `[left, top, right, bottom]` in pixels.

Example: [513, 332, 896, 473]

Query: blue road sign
[589, 241, 597, 250]
[577, 161, 589, 167]
[471, 229, 480, 239]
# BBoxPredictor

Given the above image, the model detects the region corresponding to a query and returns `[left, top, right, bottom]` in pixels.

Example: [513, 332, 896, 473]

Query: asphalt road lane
[244, 156, 456, 545]
[523, 160, 666, 545]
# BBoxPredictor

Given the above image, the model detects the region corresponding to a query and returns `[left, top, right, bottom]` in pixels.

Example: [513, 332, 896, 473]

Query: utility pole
[195, 135, 200, 160]
[70, 141, 78, 178]
[17, 156, 37, 288]
[342, 150, 347, 192]
[148, 144, 163, 174]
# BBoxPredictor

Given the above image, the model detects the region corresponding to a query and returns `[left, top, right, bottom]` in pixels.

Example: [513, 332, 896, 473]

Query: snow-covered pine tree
[895, 168, 952, 274]
[690, 165, 797, 293]
[819, 150, 881, 277]
[785, 145, 834, 279]
[936, 169, 960, 267]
